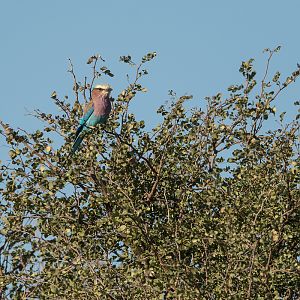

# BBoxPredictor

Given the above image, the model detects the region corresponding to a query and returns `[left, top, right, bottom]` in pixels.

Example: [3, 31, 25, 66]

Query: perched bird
[71, 84, 112, 153]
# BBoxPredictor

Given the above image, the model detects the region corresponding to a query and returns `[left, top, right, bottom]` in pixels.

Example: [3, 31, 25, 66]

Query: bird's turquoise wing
[75, 106, 94, 139]
[85, 114, 109, 127]
[79, 106, 94, 125]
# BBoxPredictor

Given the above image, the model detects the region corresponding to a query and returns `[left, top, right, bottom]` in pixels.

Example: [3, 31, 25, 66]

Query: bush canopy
[0, 48, 299, 299]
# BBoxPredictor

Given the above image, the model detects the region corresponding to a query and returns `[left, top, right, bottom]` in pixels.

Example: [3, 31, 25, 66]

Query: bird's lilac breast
[93, 94, 111, 117]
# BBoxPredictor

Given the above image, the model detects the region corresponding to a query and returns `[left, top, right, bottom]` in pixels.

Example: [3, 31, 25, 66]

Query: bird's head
[93, 84, 113, 97]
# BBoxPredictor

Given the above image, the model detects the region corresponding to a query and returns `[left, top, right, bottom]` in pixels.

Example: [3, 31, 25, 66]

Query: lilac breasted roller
[71, 84, 112, 153]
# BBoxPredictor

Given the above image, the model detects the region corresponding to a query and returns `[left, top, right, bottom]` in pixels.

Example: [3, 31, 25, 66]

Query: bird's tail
[71, 135, 84, 154]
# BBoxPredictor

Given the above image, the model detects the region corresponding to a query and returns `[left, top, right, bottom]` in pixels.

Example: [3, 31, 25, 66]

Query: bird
[71, 84, 112, 154]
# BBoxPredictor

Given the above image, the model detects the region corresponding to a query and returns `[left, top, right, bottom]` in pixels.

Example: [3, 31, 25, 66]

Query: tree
[0, 48, 299, 299]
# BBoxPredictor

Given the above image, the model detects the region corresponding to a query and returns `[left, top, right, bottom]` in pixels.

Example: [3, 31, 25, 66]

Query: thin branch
[247, 240, 258, 299]
[68, 58, 79, 102]
[83, 76, 88, 103]
[260, 50, 274, 99]
[146, 155, 164, 201]
[104, 129, 157, 175]
[90, 55, 100, 98]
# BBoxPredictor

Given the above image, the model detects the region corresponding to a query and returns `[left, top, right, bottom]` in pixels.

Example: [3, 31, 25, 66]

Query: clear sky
[0, 0, 299, 149]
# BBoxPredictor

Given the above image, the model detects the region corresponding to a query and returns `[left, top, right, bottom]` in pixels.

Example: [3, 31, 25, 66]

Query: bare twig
[83, 76, 88, 103]
[68, 58, 79, 102]
[90, 55, 100, 98]
[260, 50, 274, 99]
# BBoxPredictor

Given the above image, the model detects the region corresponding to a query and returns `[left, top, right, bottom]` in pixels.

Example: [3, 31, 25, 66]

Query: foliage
[0, 48, 299, 299]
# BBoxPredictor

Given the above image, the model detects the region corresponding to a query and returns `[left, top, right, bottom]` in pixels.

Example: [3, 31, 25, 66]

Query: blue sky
[1, 0, 300, 151]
